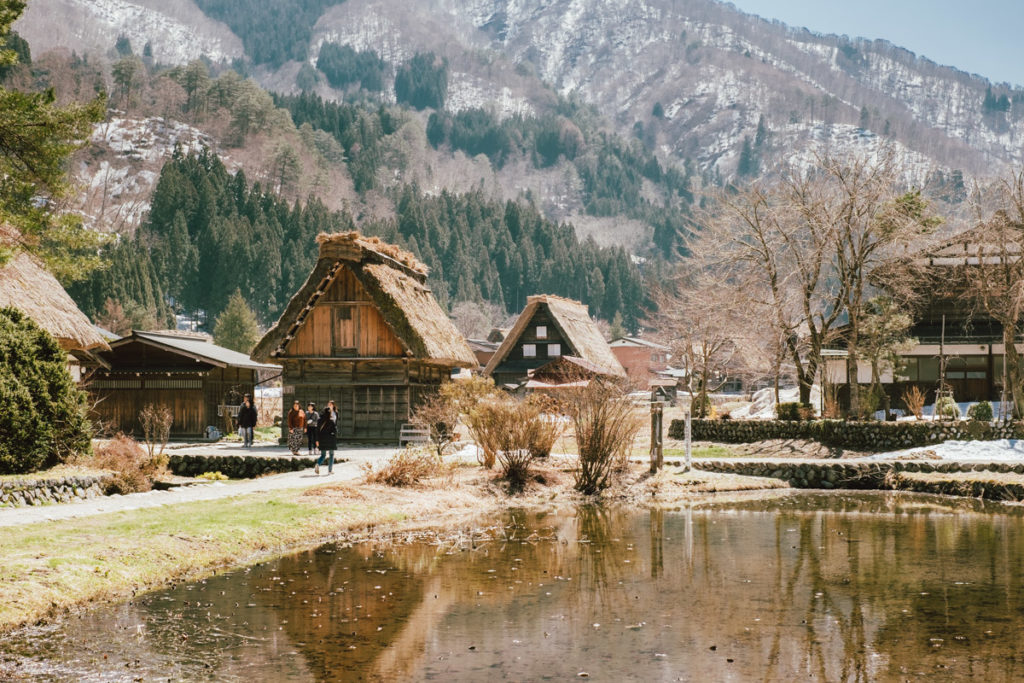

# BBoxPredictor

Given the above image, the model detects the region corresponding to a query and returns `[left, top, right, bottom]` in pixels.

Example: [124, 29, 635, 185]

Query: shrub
[362, 447, 443, 487]
[935, 396, 961, 419]
[86, 433, 168, 494]
[412, 392, 460, 457]
[858, 385, 883, 421]
[465, 398, 510, 468]
[523, 394, 565, 458]
[465, 397, 557, 488]
[901, 385, 926, 419]
[968, 401, 993, 423]
[690, 393, 714, 418]
[568, 381, 643, 495]
[139, 403, 172, 457]
[776, 402, 803, 421]
[0, 307, 92, 474]
[196, 471, 228, 481]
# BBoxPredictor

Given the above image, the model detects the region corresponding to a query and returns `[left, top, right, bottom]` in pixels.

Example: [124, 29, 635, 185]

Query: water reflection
[5, 491, 1024, 681]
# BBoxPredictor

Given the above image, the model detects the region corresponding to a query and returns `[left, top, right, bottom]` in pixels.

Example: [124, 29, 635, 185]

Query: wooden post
[649, 401, 664, 473]
[684, 409, 692, 472]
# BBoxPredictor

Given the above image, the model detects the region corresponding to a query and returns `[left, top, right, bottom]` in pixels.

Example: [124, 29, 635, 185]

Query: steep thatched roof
[0, 225, 109, 354]
[483, 295, 626, 378]
[252, 232, 476, 367]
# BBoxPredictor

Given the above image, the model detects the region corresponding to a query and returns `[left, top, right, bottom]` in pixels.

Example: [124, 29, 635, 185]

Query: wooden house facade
[483, 295, 626, 388]
[826, 225, 1024, 408]
[88, 331, 279, 438]
[251, 233, 476, 444]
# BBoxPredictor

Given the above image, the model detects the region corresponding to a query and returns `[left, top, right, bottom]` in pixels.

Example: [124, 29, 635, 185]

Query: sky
[726, 0, 1024, 87]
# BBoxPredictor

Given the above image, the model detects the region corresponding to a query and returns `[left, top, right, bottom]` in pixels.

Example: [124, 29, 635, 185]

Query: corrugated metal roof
[129, 331, 280, 371]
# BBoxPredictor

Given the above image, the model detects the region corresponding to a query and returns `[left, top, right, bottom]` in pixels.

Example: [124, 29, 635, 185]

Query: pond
[5, 490, 1024, 681]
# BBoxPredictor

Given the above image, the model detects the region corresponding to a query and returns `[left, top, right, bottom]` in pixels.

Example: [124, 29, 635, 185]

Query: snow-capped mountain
[18, 0, 1022, 181]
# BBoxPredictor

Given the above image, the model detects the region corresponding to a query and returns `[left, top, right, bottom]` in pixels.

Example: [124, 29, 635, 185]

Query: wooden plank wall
[285, 266, 405, 358]
[89, 368, 257, 438]
[91, 388, 205, 437]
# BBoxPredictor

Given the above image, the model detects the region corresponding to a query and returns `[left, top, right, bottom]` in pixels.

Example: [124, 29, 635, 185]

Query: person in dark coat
[304, 402, 319, 456]
[237, 395, 258, 448]
[315, 400, 338, 474]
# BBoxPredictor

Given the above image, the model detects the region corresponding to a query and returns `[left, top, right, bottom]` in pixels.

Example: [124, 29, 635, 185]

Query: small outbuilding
[251, 232, 477, 443]
[88, 330, 279, 439]
[483, 295, 626, 388]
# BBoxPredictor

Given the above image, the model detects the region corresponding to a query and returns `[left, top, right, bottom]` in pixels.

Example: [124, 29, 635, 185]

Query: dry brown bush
[902, 385, 926, 419]
[411, 392, 460, 457]
[362, 447, 446, 487]
[83, 433, 169, 494]
[139, 403, 172, 458]
[566, 380, 643, 495]
[465, 396, 561, 490]
[465, 398, 511, 468]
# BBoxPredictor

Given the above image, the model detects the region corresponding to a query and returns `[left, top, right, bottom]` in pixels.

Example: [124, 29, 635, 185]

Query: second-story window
[523, 344, 537, 358]
[548, 344, 561, 357]
[536, 325, 547, 339]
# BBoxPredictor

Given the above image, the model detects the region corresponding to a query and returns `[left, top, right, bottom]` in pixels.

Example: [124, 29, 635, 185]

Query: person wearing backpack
[315, 400, 338, 475]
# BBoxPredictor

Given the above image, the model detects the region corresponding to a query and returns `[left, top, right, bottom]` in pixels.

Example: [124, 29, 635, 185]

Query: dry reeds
[464, 395, 563, 490]
[901, 385, 926, 419]
[362, 447, 446, 487]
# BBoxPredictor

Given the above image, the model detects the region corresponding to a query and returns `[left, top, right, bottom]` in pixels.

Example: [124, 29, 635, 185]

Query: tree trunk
[1003, 322, 1024, 419]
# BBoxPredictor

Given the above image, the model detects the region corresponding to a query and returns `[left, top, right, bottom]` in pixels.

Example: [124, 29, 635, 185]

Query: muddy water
[5, 491, 1024, 681]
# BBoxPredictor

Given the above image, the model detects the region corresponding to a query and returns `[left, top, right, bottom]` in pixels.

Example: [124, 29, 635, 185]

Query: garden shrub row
[669, 418, 1024, 452]
[168, 454, 321, 478]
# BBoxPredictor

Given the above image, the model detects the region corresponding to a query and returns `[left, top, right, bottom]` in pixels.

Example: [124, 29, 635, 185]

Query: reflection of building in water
[15, 500, 1024, 681]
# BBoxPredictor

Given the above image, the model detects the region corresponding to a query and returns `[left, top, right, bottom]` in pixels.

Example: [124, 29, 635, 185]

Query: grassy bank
[0, 476, 494, 634]
[0, 460, 788, 634]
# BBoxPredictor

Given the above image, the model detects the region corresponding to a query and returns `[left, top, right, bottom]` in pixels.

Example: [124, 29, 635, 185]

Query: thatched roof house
[253, 233, 475, 367]
[0, 225, 109, 362]
[253, 232, 475, 443]
[484, 295, 625, 388]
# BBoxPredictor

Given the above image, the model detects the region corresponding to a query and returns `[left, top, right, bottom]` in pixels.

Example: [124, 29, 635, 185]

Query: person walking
[315, 399, 338, 475]
[305, 402, 319, 455]
[286, 400, 306, 455]
[237, 395, 258, 448]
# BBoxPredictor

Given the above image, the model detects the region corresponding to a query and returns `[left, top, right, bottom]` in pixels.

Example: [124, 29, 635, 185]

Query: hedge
[168, 454, 324, 478]
[669, 418, 1024, 452]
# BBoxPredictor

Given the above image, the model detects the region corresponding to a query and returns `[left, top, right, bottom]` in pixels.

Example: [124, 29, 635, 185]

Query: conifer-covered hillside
[69, 151, 648, 332]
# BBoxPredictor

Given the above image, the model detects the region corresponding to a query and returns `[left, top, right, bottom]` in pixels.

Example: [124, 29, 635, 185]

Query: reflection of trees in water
[23, 497, 1024, 681]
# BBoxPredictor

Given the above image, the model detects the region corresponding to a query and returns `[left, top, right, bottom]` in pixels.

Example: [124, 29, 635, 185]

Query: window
[536, 325, 547, 339]
[523, 344, 537, 358]
[548, 344, 561, 357]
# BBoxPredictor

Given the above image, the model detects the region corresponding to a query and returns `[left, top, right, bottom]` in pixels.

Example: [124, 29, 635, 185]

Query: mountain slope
[20, 0, 1021, 183]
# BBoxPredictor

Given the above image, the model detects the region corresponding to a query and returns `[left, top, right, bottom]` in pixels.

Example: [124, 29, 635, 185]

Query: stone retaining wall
[168, 454, 322, 478]
[693, 459, 1024, 488]
[670, 419, 1024, 451]
[0, 474, 111, 508]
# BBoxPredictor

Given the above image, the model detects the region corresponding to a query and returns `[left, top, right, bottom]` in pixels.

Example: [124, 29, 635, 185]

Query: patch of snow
[729, 385, 822, 419]
[871, 440, 1024, 462]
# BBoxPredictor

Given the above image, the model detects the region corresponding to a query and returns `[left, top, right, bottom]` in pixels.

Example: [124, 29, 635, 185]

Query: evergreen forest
[69, 150, 648, 331]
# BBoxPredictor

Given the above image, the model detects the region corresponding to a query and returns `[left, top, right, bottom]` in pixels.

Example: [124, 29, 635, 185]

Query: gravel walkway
[0, 444, 398, 529]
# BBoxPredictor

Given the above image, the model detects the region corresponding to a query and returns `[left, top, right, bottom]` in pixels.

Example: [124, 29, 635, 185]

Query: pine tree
[737, 136, 757, 177]
[214, 289, 261, 353]
[0, 0, 105, 276]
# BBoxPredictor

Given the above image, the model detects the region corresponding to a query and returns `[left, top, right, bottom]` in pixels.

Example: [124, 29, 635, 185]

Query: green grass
[0, 488, 418, 633]
[664, 445, 737, 459]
